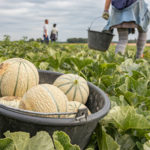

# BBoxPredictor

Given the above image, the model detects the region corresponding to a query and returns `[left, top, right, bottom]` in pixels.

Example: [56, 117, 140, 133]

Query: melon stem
[74, 80, 78, 84]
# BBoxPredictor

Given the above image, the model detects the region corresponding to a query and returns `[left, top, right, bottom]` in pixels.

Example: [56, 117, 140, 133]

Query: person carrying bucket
[102, 0, 150, 58]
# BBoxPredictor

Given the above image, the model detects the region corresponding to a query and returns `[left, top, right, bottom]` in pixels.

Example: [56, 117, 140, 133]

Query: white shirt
[43, 24, 49, 35]
[51, 27, 58, 35]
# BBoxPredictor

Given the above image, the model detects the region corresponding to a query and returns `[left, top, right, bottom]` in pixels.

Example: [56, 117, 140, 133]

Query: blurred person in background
[43, 19, 49, 44]
[50, 24, 58, 42]
[102, 0, 150, 58]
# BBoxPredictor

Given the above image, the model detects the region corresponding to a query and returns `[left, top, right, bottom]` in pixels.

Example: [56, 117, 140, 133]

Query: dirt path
[112, 43, 150, 46]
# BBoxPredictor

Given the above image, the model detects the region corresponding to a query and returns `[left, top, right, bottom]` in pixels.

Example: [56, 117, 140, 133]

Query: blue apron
[104, 0, 150, 32]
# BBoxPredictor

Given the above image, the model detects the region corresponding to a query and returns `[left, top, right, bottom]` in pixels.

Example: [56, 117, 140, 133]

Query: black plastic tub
[0, 70, 110, 150]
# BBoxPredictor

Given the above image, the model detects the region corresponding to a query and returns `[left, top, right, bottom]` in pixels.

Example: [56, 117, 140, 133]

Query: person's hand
[102, 10, 109, 20]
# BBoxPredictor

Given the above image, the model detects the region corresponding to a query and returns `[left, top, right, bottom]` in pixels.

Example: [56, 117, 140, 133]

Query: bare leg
[115, 28, 128, 55]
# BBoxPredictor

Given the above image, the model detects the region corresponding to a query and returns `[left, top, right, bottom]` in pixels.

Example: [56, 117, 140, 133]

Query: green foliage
[143, 140, 150, 150]
[96, 125, 120, 150]
[1, 40, 150, 149]
[67, 38, 87, 43]
[104, 106, 150, 131]
[0, 131, 78, 150]
[0, 138, 14, 150]
[53, 131, 80, 150]
[4, 131, 30, 150]
[25, 131, 54, 150]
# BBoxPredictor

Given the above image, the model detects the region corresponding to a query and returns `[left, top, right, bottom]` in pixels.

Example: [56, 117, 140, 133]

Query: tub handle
[75, 108, 88, 121]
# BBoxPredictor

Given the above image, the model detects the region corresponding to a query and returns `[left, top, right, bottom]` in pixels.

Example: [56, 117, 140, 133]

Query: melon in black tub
[0, 70, 110, 150]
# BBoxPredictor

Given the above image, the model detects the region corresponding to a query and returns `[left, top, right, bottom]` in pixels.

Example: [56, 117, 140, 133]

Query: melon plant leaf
[54, 140, 64, 150]
[68, 57, 93, 71]
[127, 77, 148, 96]
[89, 62, 103, 77]
[39, 62, 49, 70]
[131, 70, 146, 80]
[104, 106, 150, 131]
[145, 133, 150, 140]
[53, 131, 80, 150]
[85, 148, 94, 150]
[117, 77, 149, 96]
[118, 59, 140, 76]
[115, 77, 129, 95]
[25, 131, 54, 150]
[85, 133, 97, 150]
[110, 96, 128, 108]
[136, 142, 144, 150]
[137, 109, 150, 121]
[124, 91, 150, 108]
[0, 138, 14, 150]
[136, 61, 150, 79]
[96, 125, 120, 150]
[99, 63, 117, 75]
[143, 141, 150, 150]
[25, 52, 37, 60]
[101, 75, 120, 87]
[47, 56, 60, 70]
[116, 134, 135, 150]
[4, 131, 30, 150]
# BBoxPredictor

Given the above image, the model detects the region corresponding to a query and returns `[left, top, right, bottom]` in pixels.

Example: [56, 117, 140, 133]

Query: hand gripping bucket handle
[88, 17, 114, 52]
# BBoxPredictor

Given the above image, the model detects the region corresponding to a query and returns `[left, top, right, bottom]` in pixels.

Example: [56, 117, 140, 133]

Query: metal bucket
[88, 17, 114, 51]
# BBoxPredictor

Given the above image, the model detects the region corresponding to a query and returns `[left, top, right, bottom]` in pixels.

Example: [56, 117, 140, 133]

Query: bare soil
[112, 43, 150, 46]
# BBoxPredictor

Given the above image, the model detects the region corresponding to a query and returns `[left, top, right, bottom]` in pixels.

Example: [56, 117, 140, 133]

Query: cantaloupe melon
[0, 58, 39, 97]
[53, 74, 89, 104]
[0, 96, 21, 108]
[19, 84, 68, 117]
[67, 101, 91, 118]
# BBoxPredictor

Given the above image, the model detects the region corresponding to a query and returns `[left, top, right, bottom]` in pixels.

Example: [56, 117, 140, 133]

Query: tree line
[2, 35, 150, 43]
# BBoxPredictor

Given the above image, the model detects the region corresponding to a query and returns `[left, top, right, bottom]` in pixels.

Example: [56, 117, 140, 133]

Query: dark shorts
[43, 35, 49, 44]
[50, 33, 57, 41]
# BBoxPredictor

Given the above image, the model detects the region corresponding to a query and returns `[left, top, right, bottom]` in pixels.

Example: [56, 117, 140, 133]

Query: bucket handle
[89, 16, 103, 30]
[88, 17, 114, 35]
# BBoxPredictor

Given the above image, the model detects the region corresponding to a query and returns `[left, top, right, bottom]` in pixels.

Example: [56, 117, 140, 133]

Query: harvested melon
[67, 101, 91, 118]
[0, 96, 21, 108]
[53, 74, 89, 104]
[19, 84, 68, 117]
[0, 58, 39, 97]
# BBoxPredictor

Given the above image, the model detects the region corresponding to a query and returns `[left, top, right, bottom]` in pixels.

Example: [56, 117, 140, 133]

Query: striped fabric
[115, 28, 128, 55]
[115, 28, 147, 58]
[136, 32, 147, 58]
